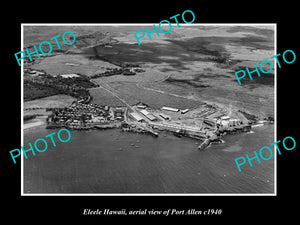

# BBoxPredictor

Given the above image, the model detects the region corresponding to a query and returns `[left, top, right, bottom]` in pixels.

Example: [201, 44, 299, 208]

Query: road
[90, 79, 212, 138]
[94, 81, 134, 110]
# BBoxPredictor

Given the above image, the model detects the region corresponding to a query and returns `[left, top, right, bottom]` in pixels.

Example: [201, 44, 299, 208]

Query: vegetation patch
[166, 77, 211, 88]
[24, 72, 97, 101]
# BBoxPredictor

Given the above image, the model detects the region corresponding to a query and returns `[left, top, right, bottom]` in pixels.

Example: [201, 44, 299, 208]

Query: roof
[159, 113, 170, 119]
[221, 116, 230, 120]
[140, 109, 149, 115]
[130, 112, 144, 121]
[137, 105, 147, 109]
[145, 114, 156, 121]
[181, 109, 189, 113]
[161, 106, 179, 112]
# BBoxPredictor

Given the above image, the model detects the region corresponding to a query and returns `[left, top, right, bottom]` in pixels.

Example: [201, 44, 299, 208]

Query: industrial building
[161, 106, 179, 112]
[138, 109, 157, 121]
[140, 109, 150, 116]
[181, 109, 189, 114]
[229, 118, 241, 126]
[159, 113, 171, 120]
[220, 116, 230, 120]
[130, 112, 144, 122]
[145, 114, 156, 121]
[137, 105, 147, 109]
[217, 116, 241, 128]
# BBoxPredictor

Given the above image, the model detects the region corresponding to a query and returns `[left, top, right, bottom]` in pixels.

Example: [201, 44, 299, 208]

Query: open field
[24, 25, 275, 119]
[141, 81, 274, 118]
[29, 54, 119, 77]
[104, 82, 202, 109]
[89, 87, 126, 107]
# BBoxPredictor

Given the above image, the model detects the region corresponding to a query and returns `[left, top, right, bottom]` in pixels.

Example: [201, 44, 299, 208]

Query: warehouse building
[145, 113, 157, 121]
[161, 106, 179, 112]
[159, 113, 171, 120]
[130, 112, 144, 122]
[181, 109, 189, 114]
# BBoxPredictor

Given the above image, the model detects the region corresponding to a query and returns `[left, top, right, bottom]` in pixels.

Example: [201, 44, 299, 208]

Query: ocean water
[23, 124, 274, 194]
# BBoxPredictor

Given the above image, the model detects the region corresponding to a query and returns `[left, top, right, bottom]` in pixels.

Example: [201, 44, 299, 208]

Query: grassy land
[140, 80, 274, 119]
[89, 88, 126, 107]
[24, 25, 275, 119]
[29, 54, 119, 77]
[106, 82, 202, 109]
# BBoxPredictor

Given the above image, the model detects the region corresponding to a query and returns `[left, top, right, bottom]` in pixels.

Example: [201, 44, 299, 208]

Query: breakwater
[198, 124, 251, 150]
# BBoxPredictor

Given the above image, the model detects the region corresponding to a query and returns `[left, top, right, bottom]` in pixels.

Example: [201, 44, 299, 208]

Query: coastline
[23, 123, 275, 193]
[24, 117, 47, 130]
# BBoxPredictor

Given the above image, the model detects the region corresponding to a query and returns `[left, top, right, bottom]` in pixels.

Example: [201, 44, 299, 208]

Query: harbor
[43, 99, 254, 150]
[23, 123, 275, 193]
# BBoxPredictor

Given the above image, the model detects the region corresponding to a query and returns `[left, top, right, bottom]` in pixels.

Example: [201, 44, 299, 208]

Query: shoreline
[24, 118, 47, 130]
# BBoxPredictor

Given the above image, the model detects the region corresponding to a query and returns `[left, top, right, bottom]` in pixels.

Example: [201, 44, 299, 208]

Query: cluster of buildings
[48, 102, 115, 129]
[129, 109, 157, 122]
[161, 106, 189, 114]
[129, 105, 191, 124]
[129, 103, 243, 133]
[214, 116, 242, 128]
[113, 107, 126, 121]
[130, 105, 186, 123]
[91, 64, 145, 78]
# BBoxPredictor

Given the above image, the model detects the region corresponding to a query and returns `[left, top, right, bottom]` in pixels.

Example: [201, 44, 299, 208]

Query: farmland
[23, 25, 275, 120]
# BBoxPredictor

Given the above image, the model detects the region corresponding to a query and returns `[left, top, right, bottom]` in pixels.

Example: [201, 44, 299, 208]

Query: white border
[21, 23, 277, 196]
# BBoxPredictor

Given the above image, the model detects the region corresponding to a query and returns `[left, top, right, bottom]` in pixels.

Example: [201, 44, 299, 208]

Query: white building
[221, 120, 229, 128]
[159, 113, 171, 120]
[229, 118, 241, 126]
[221, 116, 230, 120]
[181, 109, 189, 114]
[161, 106, 179, 112]
[130, 112, 144, 122]
[140, 109, 149, 116]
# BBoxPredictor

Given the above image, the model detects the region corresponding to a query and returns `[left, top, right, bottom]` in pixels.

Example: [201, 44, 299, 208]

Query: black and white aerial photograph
[22, 24, 276, 194]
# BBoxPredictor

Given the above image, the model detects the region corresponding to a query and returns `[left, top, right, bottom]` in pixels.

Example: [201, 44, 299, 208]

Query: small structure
[181, 109, 189, 114]
[221, 120, 229, 128]
[203, 119, 215, 127]
[161, 106, 179, 112]
[137, 105, 147, 109]
[220, 116, 230, 120]
[159, 113, 171, 120]
[229, 118, 241, 127]
[60, 74, 80, 78]
[65, 63, 79, 67]
[29, 70, 37, 74]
